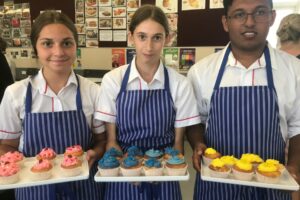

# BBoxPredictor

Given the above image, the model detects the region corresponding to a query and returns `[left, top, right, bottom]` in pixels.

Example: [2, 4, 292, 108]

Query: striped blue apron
[15, 75, 103, 200]
[104, 64, 182, 200]
[194, 46, 291, 200]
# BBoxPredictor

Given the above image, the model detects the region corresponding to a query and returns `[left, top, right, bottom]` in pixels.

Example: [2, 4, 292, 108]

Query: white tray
[0, 153, 89, 190]
[201, 164, 299, 191]
[94, 168, 190, 182]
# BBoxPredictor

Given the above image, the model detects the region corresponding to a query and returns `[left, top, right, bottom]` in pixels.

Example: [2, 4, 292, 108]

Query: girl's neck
[135, 58, 160, 83]
[42, 68, 71, 94]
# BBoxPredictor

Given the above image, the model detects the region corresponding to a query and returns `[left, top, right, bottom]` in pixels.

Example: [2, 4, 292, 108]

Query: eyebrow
[38, 37, 74, 41]
[231, 5, 270, 13]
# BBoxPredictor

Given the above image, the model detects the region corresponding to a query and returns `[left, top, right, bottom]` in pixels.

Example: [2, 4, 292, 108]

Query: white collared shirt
[188, 43, 300, 141]
[95, 57, 201, 128]
[0, 70, 105, 151]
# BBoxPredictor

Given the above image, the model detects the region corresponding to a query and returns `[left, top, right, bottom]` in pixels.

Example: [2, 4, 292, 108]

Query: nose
[146, 39, 153, 51]
[52, 44, 65, 56]
[244, 14, 255, 26]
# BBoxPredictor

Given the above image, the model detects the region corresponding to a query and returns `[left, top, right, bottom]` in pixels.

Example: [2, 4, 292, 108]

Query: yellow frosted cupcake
[202, 147, 221, 166]
[256, 162, 281, 183]
[240, 153, 263, 168]
[208, 158, 230, 178]
[232, 159, 254, 181]
[220, 155, 237, 168]
[265, 159, 285, 173]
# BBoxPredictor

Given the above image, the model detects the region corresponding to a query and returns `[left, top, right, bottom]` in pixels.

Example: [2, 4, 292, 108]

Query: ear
[128, 32, 134, 46]
[222, 15, 229, 33]
[269, 10, 276, 27]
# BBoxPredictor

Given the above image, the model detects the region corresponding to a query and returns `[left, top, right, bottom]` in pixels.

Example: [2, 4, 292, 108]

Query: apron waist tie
[139, 182, 160, 199]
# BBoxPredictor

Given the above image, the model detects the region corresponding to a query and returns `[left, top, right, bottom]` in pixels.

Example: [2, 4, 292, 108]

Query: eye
[41, 41, 53, 48]
[254, 8, 267, 16]
[63, 40, 75, 47]
[137, 34, 147, 41]
[233, 11, 246, 19]
[153, 35, 163, 42]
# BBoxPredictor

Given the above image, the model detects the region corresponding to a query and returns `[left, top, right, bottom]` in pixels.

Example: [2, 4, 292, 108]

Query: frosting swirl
[32, 159, 52, 170]
[166, 156, 185, 165]
[0, 162, 19, 177]
[145, 149, 163, 158]
[98, 156, 120, 169]
[205, 148, 217, 155]
[164, 147, 179, 156]
[258, 162, 278, 172]
[123, 156, 139, 168]
[235, 160, 253, 171]
[127, 146, 143, 157]
[61, 155, 80, 167]
[38, 147, 56, 160]
[105, 148, 123, 157]
[65, 145, 83, 154]
[144, 158, 162, 168]
[211, 158, 226, 168]
[0, 151, 23, 163]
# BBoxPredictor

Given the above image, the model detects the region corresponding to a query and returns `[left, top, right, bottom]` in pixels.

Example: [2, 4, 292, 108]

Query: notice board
[0, 0, 229, 47]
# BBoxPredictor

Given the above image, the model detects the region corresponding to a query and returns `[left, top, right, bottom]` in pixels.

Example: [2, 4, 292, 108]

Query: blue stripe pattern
[104, 64, 181, 200]
[194, 46, 290, 200]
[16, 75, 103, 200]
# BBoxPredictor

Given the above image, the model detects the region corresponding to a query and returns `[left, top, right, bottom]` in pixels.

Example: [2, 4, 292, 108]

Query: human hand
[86, 149, 97, 169]
[286, 165, 300, 184]
[106, 141, 122, 152]
[192, 143, 207, 172]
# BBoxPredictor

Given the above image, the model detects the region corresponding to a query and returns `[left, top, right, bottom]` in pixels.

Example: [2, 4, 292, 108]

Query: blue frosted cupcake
[164, 147, 183, 160]
[98, 155, 120, 176]
[165, 156, 188, 176]
[144, 149, 163, 160]
[104, 147, 123, 160]
[120, 156, 142, 176]
[143, 158, 163, 176]
[125, 146, 144, 161]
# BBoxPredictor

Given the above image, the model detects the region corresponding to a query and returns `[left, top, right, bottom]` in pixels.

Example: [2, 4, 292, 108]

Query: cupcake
[60, 155, 82, 177]
[265, 159, 285, 173]
[36, 147, 56, 162]
[165, 155, 188, 176]
[98, 155, 120, 177]
[202, 147, 221, 166]
[104, 147, 123, 160]
[208, 158, 231, 178]
[220, 155, 237, 168]
[30, 159, 53, 181]
[164, 147, 184, 160]
[144, 149, 163, 161]
[0, 151, 24, 166]
[143, 158, 163, 176]
[0, 162, 20, 184]
[120, 156, 142, 176]
[232, 159, 254, 181]
[125, 146, 144, 161]
[256, 162, 281, 183]
[240, 153, 263, 168]
[64, 145, 84, 160]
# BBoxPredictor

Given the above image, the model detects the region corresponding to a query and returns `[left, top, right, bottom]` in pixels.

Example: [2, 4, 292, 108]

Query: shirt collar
[34, 69, 78, 95]
[224, 42, 278, 70]
[128, 56, 165, 85]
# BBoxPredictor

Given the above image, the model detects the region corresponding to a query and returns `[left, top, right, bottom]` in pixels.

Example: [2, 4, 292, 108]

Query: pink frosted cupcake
[143, 158, 163, 176]
[37, 147, 56, 162]
[60, 155, 82, 177]
[0, 162, 20, 184]
[30, 159, 53, 181]
[0, 151, 24, 166]
[64, 145, 84, 161]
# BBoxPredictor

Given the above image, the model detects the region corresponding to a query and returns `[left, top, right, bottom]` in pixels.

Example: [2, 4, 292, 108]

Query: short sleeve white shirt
[0, 70, 105, 151]
[188, 43, 300, 141]
[95, 57, 201, 128]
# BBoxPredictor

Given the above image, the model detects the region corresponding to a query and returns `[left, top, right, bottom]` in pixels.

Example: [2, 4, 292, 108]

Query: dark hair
[30, 10, 78, 55]
[0, 37, 7, 53]
[223, 0, 273, 15]
[129, 4, 169, 36]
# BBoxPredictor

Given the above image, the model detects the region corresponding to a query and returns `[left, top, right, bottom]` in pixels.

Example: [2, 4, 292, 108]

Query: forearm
[287, 134, 300, 172]
[0, 138, 20, 155]
[174, 127, 186, 154]
[105, 122, 121, 151]
[91, 133, 107, 160]
[186, 123, 206, 150]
